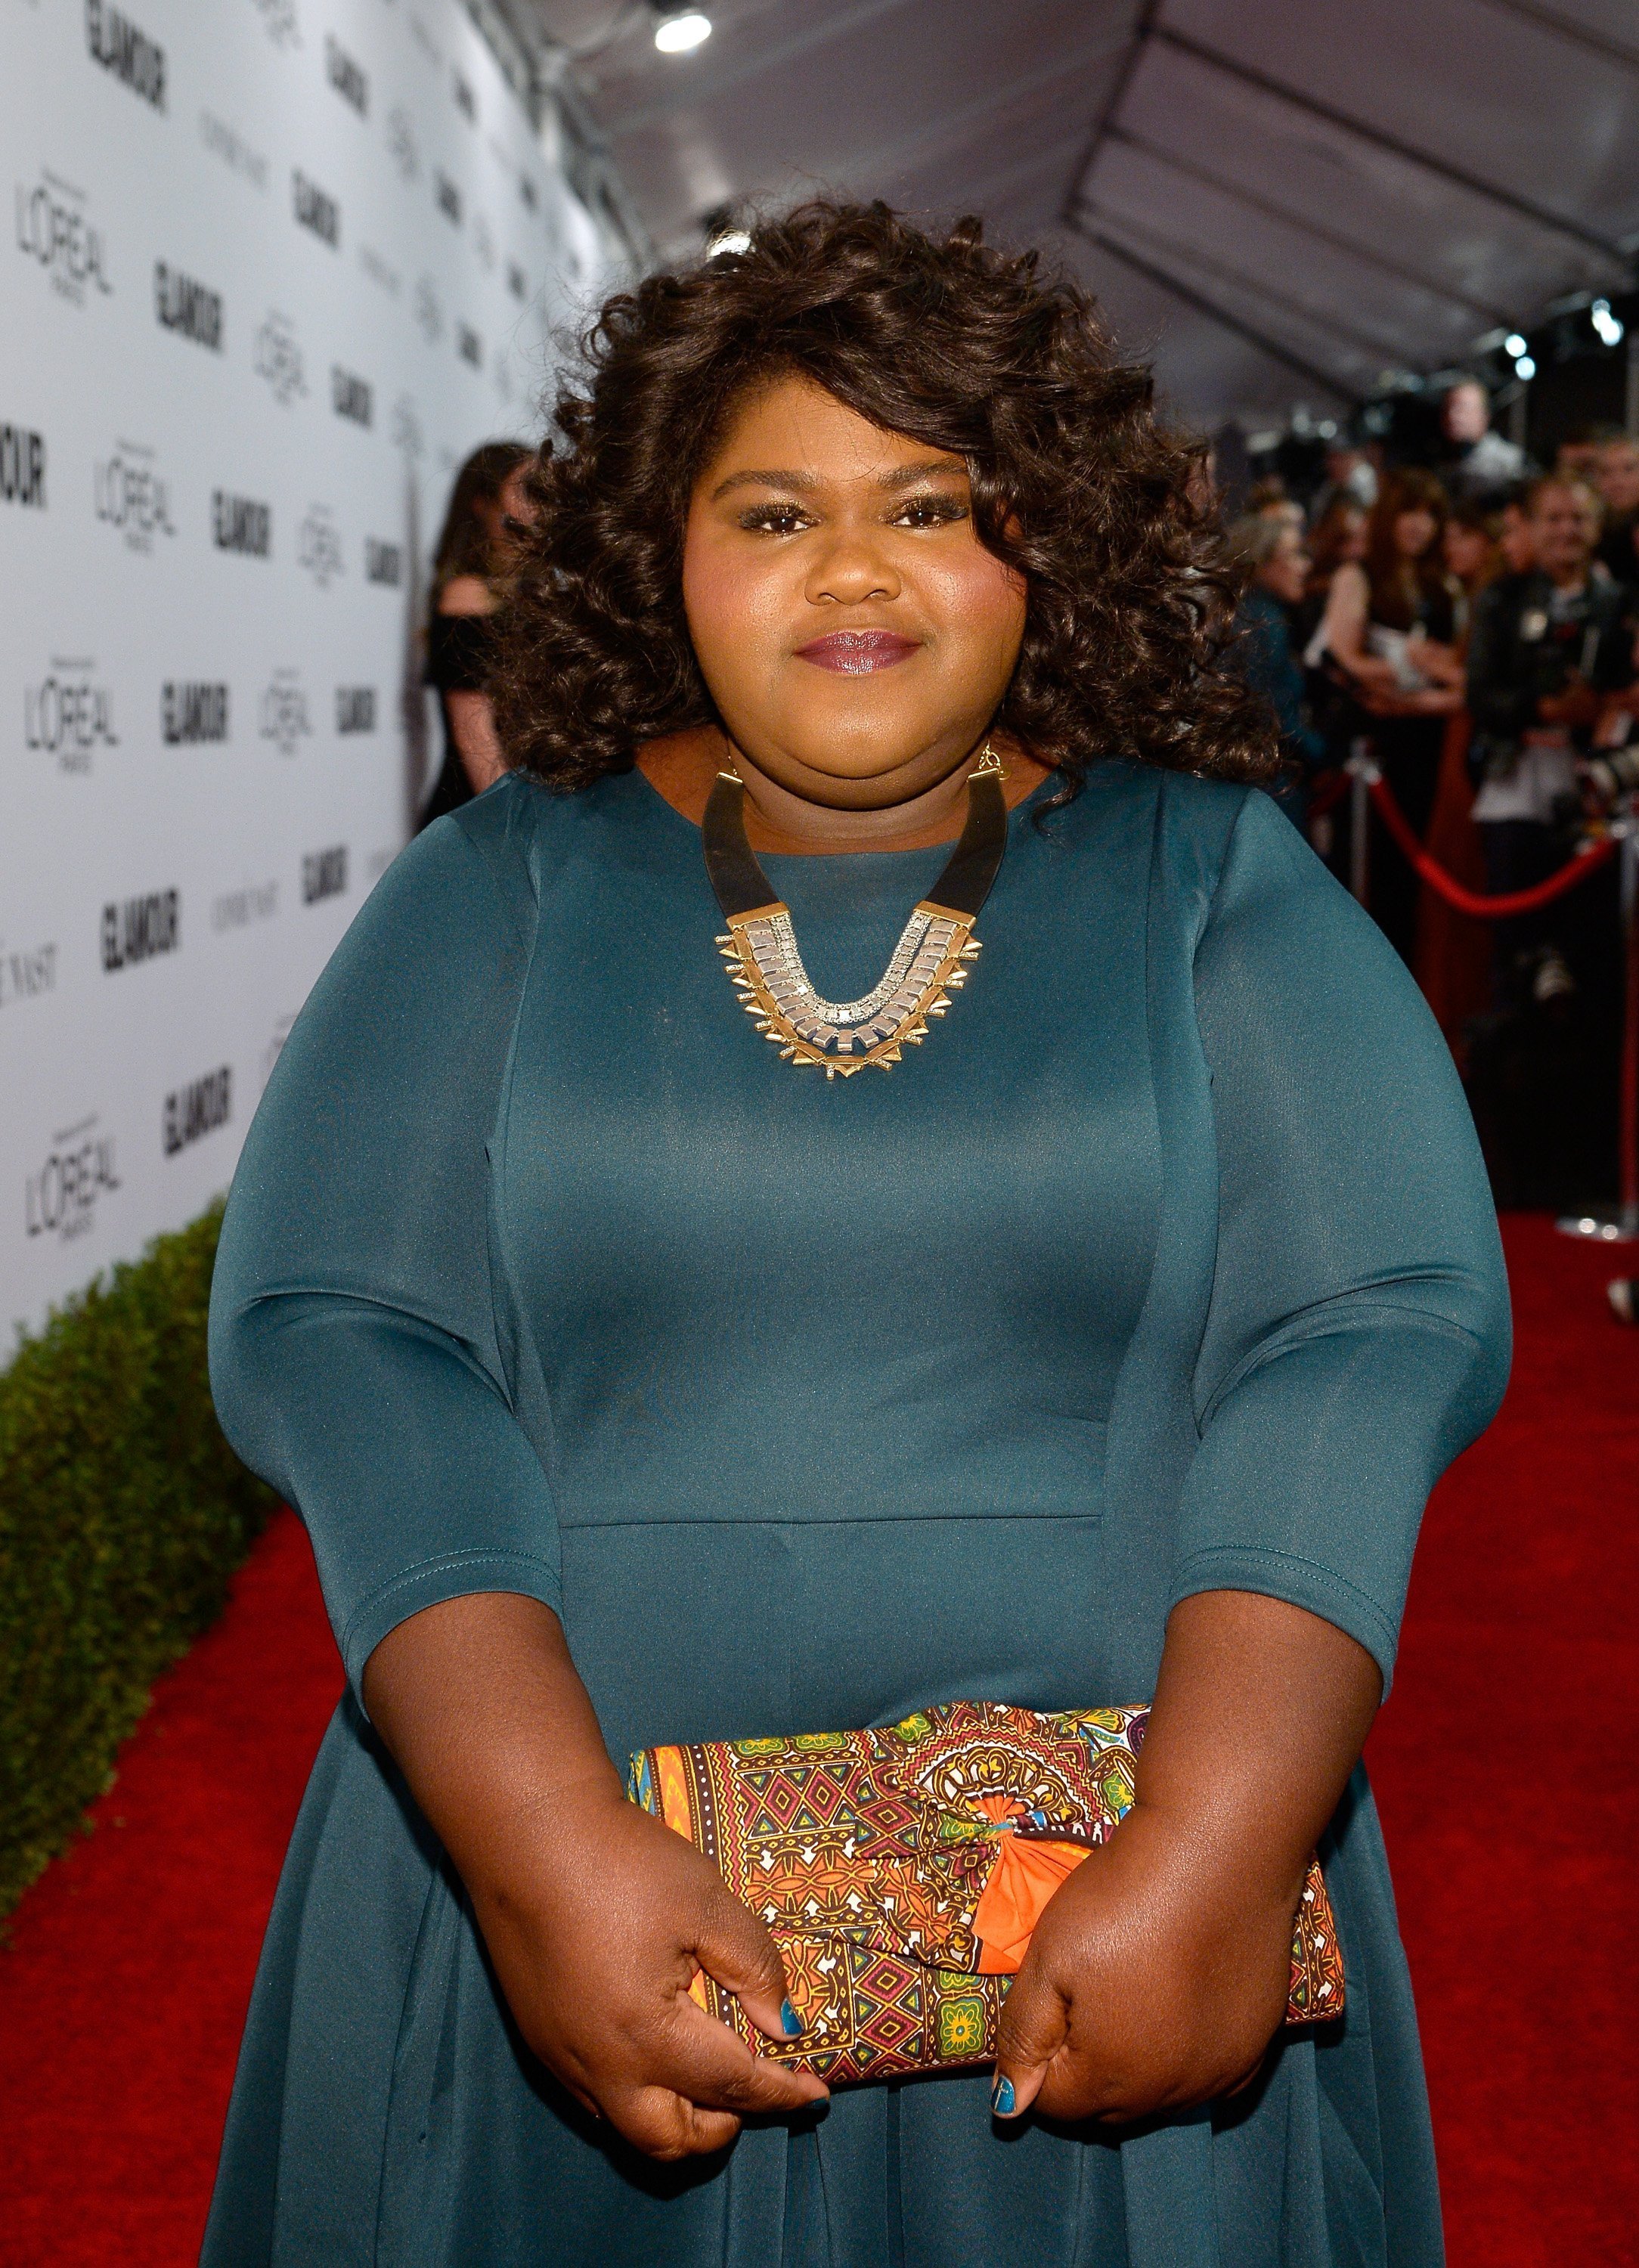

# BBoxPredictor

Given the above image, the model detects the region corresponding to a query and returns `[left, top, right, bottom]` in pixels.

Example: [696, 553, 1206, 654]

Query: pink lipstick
[794, 630, 920, 674]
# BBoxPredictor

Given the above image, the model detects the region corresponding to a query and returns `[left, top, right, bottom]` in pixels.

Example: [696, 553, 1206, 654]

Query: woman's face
[1256, 526, 1309, 606]
[1336, 508, 1368, 564]
[1443, 521, 1490, 585]
[1393, 506, 1438, 561]
[681, 375, 1027, 809]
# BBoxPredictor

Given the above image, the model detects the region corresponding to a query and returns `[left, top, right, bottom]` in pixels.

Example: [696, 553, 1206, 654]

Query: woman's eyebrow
[708, 468, 820, 501]
[876, 460, 967, 490]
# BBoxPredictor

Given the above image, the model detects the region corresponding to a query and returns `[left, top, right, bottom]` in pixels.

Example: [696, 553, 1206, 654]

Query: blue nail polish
[991, 2075, 1016, 2117]
[782, 2000, 803, 2038]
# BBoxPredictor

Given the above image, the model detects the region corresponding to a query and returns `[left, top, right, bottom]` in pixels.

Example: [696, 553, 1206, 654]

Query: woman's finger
[656, 1992, 829, 2117]
[990, 1955, 1070, 2120]
[692, 1891, 805, 2049]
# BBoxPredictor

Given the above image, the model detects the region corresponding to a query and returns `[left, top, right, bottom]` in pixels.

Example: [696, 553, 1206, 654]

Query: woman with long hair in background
[1315, 467, 1464, 960]
[417, 440, 533, 829]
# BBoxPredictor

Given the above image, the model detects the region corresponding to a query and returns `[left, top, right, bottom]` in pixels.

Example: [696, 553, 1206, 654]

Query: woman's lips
[794, 630, 921, 674]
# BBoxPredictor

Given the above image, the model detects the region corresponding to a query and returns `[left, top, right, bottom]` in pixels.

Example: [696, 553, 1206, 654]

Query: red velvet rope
[1362, 770, 1619, 919]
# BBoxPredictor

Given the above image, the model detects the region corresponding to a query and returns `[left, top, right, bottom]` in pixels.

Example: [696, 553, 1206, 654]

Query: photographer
[1467, 476, 1634, 1004]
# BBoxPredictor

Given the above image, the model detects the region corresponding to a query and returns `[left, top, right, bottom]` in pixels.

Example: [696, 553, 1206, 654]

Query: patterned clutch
[627, 1699, 1344, 2084]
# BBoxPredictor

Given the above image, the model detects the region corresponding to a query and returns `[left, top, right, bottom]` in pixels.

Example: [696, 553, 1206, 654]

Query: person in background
[1443, 499, 1501, 621]
[1554, 423, 1617, 487]
[417, 442, 534, 831]
[1593, 434, 1639, 587]
[1225, 513, 1326, 825]
[1244, 474, 1305, 533]
[1497, 482, 1537, 577]
[1315, 469, 1464, 962]
[1467, 476, 1634, 1005]
[1439, 377, 1526, 502]
[1297, 494, 1368, 643]
[1311, 438, 1377, 519]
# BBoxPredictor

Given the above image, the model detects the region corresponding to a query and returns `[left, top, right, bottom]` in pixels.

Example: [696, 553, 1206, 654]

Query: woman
[417, 441, 532, 829]
[1315, 469, 1464, 962]
[1225, 513, 1325, 826]
[205, 205, 1508, 2267]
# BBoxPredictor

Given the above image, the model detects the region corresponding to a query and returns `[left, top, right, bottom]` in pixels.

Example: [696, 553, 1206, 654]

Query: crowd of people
[1226, 382, 1639, 1213]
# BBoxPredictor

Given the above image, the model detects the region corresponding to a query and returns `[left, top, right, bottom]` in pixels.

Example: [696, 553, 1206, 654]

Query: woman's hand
[364, 1593, 827, 2160]
[991, 1804, 1299, 2122]
[991, 1591, 1380, 2126]
[470, 1771, 827, 2157]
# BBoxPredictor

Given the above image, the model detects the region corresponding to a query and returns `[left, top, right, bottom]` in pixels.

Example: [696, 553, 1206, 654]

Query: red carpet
[0, 1216, 1633, 2264]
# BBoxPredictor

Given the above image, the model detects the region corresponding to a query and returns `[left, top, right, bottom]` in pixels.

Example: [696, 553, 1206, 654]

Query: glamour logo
[293, 169, 339, 248]
[331, 366, 372, 426]
[26, 657, 118, 773]
[386, 105, 420, 181]
[325, 35, 367, 114]
[297, 505, 342, 587]
[336, 686, 376, 733]
[162, 681, 229, 745]
[155, 260, 223, 350]
[200, 112, 268, 192]
[259, 668, 311, 755]
[507, 261, 526, 301]
[101, 888, 180, 971]
[457, 323, 481, 369]
[301, 844, 348, 904]
[364, 538, 402, 586]
[0, 938, 57, 1009]
[163, 1065, 232, 1157]
[434, 172, 461, 225]
[211, 879, 277, 930]
[26, 1114, 120, 1243]
[2, 422, 47, 509]
[212, 488, 271, 557]
[86, 2, 166, 110]
[14, 169, 112, 305]
[413, 273, 443, 344]
[253, 308, 305, 405]
[452, 70, 475, 121]
[94, 439, 174, 553]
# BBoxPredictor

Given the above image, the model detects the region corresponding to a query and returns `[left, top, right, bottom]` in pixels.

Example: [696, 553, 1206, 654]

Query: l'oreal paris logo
[15, 169, 111, 305]
[26, 1115, 120, 1242]
[259, 668, 311, 755]
[297, 504, 342, 587]
[94, 439, 175, 552]
[26, 658, 118, 772]
[253, 309, 305, 405]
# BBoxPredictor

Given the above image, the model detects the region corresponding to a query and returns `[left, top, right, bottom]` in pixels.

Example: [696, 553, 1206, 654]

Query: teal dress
[203, 761, 1509, 2268]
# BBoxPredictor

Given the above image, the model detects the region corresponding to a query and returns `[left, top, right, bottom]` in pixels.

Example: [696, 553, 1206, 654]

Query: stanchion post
[1347, 743, 1373, 909]
[1557, 797, 1639, 1244]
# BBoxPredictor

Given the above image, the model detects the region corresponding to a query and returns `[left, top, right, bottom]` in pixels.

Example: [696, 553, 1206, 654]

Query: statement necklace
[703, 745, 1008, 1079]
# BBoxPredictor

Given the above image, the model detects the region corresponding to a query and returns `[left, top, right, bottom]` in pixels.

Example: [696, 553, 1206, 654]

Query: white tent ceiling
[500, 0, 1639, 430]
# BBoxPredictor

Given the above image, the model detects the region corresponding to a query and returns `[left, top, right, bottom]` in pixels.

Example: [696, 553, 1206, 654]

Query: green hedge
[0, 1201, 277, 1920]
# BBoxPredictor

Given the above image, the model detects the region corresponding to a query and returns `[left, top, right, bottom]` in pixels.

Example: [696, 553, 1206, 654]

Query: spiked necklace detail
[703, 745, 1008, 1079]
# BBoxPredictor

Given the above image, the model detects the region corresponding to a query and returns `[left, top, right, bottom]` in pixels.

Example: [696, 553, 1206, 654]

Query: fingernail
[991, 2075, 1016, 2117]
[781, 2000, 804, 2038]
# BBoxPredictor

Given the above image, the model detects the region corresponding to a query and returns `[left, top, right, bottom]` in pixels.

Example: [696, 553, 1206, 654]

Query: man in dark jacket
[1467, 476, 1634, 1002]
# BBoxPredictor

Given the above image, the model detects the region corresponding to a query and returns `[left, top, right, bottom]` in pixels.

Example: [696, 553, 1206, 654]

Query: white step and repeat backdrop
[2, 0, 625, 1337]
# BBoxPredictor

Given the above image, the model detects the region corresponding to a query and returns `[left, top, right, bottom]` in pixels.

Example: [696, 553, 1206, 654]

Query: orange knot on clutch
[627, 1700, 1345, 2085]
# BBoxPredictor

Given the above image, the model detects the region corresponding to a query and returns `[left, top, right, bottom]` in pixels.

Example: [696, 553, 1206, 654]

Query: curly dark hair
[495, 200, 1272, 795]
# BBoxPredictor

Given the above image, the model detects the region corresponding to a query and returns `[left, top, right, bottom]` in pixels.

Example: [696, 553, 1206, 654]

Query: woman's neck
[638, 727, 1048, 854]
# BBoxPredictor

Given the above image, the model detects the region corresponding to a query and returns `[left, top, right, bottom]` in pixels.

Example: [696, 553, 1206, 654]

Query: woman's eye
[891, 496, 968, 529]
[738, 505, 813, 536]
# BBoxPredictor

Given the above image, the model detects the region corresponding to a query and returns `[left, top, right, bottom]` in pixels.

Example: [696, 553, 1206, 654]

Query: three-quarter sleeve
[209, 810, 560, 1697]
[1173, 789, 1510, 1685]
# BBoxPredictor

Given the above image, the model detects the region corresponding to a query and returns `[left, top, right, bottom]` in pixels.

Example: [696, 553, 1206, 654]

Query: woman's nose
[805, 529, 901, 606]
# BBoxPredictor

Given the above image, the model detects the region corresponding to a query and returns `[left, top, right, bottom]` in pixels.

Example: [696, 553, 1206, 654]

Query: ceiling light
[655, 10, 711, 52]
[1514, 353, 1536, 381]
[1504, 332, 1528, 358]
[1591, 299, 1625, 346]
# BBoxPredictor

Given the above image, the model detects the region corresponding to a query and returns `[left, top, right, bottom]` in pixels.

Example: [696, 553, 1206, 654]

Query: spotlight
[655, 10, 711, 51]
[1592, 298, 1625, 347]
[1514, 353, 1536, 381]
[1504, 332, 1528, 358]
